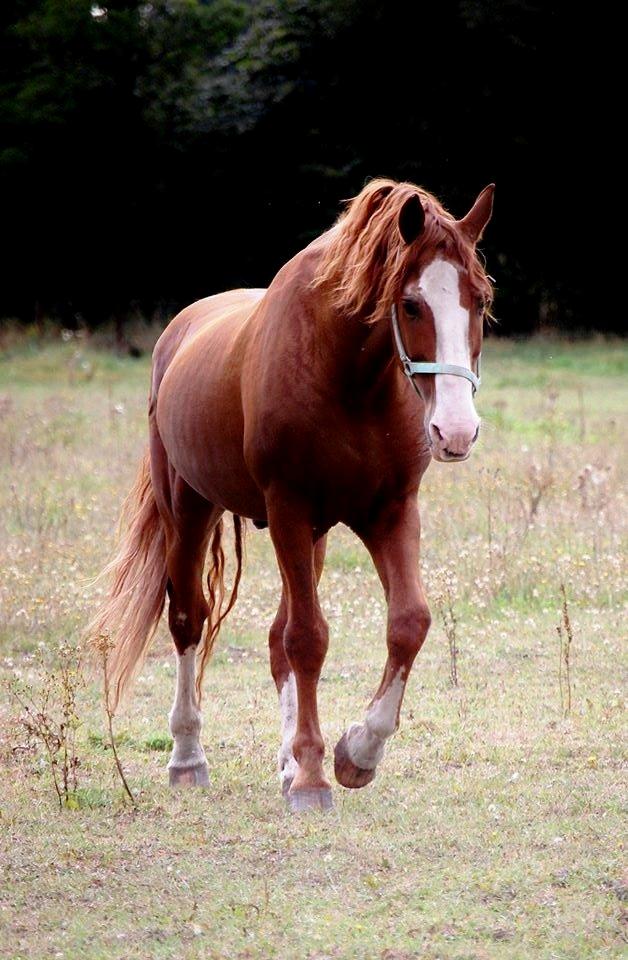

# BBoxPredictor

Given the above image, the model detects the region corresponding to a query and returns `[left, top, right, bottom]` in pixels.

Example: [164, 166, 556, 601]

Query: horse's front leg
[268, 536, 327, 798]
[267, 496, 332, 812]
[335, 496, 431, 789]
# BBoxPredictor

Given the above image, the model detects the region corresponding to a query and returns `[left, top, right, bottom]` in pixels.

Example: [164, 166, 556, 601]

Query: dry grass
[0, 334, 626, 959]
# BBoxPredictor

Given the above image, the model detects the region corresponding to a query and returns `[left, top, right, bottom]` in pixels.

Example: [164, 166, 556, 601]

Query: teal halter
[391, 304, 481, 395]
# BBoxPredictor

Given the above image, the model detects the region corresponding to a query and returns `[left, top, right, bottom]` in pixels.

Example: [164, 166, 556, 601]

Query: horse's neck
[269, 241, 401, 404]
[312, 300, 399, 405]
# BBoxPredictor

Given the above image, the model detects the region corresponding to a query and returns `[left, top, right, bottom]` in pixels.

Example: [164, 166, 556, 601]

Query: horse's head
[313, 179, 495, 460]
[394, 185, 494, 462]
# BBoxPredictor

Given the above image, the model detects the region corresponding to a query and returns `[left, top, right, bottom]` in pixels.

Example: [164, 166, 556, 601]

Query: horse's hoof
[168, 762, 210, 788]
[286, 787, 333, 813]
[334, 733, 376, 789]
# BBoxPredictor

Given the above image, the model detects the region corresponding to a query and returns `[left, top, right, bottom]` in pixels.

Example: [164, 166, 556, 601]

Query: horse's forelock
[312, 179, 493, 324]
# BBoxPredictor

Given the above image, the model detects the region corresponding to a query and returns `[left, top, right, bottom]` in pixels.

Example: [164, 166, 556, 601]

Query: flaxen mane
[313, 178, 493, 324]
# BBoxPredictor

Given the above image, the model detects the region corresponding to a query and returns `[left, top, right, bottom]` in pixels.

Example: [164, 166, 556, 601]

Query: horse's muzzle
[428, 420, 480, 462]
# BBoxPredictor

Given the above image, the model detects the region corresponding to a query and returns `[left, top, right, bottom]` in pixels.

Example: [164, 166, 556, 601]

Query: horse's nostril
[430, 422, 444, 443]
[473, 424, 480, 442]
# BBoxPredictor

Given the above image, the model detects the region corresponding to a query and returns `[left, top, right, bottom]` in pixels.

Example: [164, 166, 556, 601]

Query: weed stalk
[97, 635, 136, 805]
[556, 582, 574, 716]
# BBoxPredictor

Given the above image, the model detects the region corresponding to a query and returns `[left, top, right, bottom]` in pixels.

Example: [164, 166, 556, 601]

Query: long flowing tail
[87, 452, 168, 712]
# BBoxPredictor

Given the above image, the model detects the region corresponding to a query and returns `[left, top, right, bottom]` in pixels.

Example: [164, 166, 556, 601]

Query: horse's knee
[283, 615, 329, 674]
[387, 603, 431, 662]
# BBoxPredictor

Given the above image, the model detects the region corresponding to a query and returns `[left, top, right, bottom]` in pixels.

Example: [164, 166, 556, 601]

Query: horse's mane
[312, 178, 494, 325]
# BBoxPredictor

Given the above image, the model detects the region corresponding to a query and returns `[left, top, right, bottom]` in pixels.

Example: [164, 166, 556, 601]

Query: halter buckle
[401, 357, 414, 379]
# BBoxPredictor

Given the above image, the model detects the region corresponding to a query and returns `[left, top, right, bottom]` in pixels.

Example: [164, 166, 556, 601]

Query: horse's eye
[402, 299, 421, 320]
[477, 298, 486, 314]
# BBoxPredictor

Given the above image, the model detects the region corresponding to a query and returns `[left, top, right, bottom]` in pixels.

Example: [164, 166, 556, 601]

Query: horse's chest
[248, 390, 427, 527]
[288, 421, 423, 527]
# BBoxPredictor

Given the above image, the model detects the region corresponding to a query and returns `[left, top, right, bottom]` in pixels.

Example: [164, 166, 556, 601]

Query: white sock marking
[345, 671, 405, 770]
[277, 673, 298, 788]
[168, 647, 207, 770]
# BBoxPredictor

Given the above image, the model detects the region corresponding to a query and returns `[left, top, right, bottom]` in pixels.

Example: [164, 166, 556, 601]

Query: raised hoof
[334, 733, 377, 789]
[286, 787, 333, 813]
[168, 762, 210, 788]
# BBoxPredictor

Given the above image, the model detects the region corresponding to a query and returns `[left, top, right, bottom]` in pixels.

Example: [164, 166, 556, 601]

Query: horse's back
[151, 288, 266, 398]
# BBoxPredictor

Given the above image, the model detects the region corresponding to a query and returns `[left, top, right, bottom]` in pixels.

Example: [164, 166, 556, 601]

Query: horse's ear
[458, 184, 495, 243]
[398, 194, 425, 245]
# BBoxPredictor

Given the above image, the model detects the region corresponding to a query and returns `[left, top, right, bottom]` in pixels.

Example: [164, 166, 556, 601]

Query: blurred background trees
[1, 0, 596, 333]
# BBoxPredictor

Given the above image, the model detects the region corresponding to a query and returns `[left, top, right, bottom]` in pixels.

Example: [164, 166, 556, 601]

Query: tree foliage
[1, 0, 595, 331]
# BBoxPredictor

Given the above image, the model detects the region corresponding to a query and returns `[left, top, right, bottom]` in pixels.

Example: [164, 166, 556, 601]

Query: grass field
[0, 333, 626, 959]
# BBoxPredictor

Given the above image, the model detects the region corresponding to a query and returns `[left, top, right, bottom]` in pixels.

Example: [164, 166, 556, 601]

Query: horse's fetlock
[293, 731, 325, 764]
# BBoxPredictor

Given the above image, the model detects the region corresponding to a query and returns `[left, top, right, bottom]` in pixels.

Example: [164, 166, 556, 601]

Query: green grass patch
[0, 335, 626, 959]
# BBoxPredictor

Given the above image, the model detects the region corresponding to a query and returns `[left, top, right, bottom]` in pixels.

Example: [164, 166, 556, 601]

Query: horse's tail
[87, 452, 168, 712]
[195, 514, 245, 701]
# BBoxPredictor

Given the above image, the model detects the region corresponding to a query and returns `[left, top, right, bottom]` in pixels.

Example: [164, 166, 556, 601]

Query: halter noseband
[391, 304, 481, 396]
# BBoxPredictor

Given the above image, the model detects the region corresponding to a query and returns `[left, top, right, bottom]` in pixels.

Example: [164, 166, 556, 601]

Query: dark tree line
[1, 0, 599, 333]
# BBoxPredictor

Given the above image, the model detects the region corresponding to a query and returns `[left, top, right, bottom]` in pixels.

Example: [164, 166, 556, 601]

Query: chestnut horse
[90, 179, 494, 811]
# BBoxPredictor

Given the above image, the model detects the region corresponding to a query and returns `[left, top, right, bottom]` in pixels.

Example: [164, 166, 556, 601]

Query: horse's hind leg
[269, 536, 326, 797]
[159, 472, 222, 787]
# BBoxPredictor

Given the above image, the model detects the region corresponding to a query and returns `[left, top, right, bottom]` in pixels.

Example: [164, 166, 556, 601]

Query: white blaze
[418, 258, 478, 427]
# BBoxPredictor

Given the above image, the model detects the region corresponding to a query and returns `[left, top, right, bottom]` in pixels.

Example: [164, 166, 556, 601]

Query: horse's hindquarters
[153, 294, 267, 519]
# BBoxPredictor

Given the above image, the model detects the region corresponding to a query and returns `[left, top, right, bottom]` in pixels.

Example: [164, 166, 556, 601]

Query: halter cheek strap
[390, 305, 481, 395]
